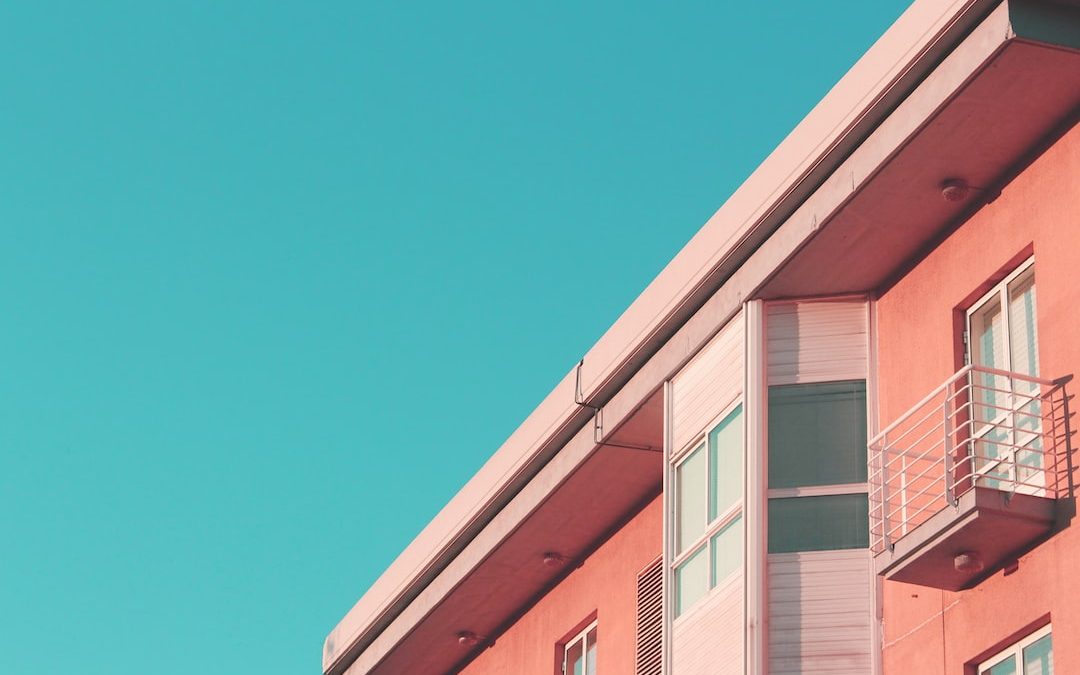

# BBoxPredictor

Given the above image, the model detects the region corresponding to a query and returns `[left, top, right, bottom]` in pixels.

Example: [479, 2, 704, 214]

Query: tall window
[672, 403, 743, 617]
[977, 625, 1052, 675]
[767, 380, 869, 553]
[968, 260, 1039, 377]
[967, 259, 1041, 491]
[562, 622, 597, 675]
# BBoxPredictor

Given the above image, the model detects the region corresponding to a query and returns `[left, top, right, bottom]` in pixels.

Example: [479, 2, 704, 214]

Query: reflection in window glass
[566, 636, 584, 675]
[768, 381, 867, 489]
[1008, 270, 1039, 378]
[977, 628, 1051, 675]
[676, 445, 706, 553]
[972, 296, 1005, 371]
[968, 265, 1044, 494]
[1022, 634, 1052, 675]
[563, 623, 597, 675]
[971, 293, 1008, 431]
[710, 515, 743, 584]
[673, 401, 746, 618]
[674, 546, 708, 617]
[585, 627, 597, 675]
[768, 494, 869, 553]
[709, 406, 743, 522]
[984, 656, 1018, 675]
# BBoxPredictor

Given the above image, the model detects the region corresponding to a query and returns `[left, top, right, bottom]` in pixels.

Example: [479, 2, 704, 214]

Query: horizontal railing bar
[879, 436, 947, 470]
[886, 498, 948, 538]
[893, 456, 947, 491]
[871, 365, 1057, 446]
[878, 402, 951, 448]
[884, 475, 947, 517]
[879, 425, 947, 470]
[871, 365, 976, 445]
[868, 366, 1069, 553]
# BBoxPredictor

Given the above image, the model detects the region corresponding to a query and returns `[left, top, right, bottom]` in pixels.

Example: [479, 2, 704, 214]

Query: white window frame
[670, 398, 744, 619]
[965, 257, 1042, 493]
[965, 257, 1037, 372]
[977, 623, 1052, 675]
[561, 620, 597, 675]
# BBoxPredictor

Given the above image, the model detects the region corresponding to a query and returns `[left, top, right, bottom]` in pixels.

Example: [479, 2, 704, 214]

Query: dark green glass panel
[768, 380, 867, 489]
[768, 494, 869, 553]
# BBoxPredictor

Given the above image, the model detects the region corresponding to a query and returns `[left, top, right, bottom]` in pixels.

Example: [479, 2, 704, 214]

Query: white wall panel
[767, 300, 868, 385]
[672, 572, 743, 675]
[671, 312, 745, 453]
[767, 549, 873, 675]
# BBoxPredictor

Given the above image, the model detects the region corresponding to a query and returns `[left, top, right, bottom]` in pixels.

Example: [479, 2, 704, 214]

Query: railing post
[1058, 378, 1075, 499]
[881, 433, 891, 552]
[944, 387, 955, 507]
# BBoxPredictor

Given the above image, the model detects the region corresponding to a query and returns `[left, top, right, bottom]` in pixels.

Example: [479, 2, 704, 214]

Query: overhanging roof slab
[323, 3, 1006, 664]
[762, 37, 1080, 298]
[324, 2, 1080, 673]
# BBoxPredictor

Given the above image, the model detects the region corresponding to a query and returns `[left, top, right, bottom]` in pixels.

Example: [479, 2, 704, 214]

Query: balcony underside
[874, 487, 1058, 591]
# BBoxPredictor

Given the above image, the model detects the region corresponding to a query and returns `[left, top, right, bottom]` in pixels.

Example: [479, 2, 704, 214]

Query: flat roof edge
[323, 0, 1004, 671]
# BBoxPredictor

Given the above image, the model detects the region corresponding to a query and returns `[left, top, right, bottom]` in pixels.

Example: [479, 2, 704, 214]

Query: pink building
[325, 0, 1080, 673]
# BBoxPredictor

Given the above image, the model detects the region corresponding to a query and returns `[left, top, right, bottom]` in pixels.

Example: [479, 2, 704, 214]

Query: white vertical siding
[668, 312, 745, 675]
[672, 572, 744, 675]
[767, 550, 874, 674]
[671, 312, 745, 453]
[765, 299, 874, 674]
[767, 300, 868, 385]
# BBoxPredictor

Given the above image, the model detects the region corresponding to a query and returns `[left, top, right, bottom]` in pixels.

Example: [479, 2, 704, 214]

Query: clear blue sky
[1, 2, 908, 673]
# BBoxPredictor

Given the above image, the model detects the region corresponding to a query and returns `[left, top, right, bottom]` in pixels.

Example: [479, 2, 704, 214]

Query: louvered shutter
[635, 557, 663, 675]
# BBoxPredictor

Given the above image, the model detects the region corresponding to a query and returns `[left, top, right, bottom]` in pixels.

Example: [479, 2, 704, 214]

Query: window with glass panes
[767, 380, 869, 553]
[966, 259, 1042, 492]
[978, 625, 1052, 675]
[562, 622, 597, 675]
[672, 403, 743, 617]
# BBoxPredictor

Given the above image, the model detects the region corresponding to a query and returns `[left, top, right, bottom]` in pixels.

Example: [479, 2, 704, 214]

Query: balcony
[868, 365, 1073, 590]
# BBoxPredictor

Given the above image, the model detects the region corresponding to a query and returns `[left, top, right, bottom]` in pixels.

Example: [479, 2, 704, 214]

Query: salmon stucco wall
[875, 120, 1080, 674]
[458, 494, 662, 675]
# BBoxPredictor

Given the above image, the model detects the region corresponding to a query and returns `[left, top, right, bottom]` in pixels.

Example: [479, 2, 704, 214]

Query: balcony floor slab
[875, 487, 1058, 591]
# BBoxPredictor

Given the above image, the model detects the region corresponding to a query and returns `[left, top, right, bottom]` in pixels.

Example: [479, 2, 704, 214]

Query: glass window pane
[1008, 270, 1039, 378]
[675, 545, 708, 617]
[709, 405, 744, 521]
[972, 295, 1006, 370]
[710, 515, 743, 585]
[768, 381, 868, 489]
[971, 295, 1008, 432]
[768, 494, 869, 553]
[1023, 634, 1052, 675]
[566, 636, 584, 675]
[585, 627, 597, 675]
[676, 445, 707, 553]
[983, 655, 1017, 675]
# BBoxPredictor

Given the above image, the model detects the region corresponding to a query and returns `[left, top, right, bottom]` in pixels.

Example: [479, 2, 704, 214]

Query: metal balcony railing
[868, 365, 1072, 556]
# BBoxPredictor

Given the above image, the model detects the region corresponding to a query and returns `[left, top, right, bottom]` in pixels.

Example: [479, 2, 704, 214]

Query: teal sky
[1, 2, 909, 673]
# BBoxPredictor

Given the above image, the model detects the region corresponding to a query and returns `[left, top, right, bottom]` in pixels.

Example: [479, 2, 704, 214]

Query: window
[967, 260, 1038, 377]
[767, 380, 869, 553]
[672, 404, 743, 617]
[977, 625, 1053, 675]
[562, 621, 597, 675]
[966, 259, 1042, 492]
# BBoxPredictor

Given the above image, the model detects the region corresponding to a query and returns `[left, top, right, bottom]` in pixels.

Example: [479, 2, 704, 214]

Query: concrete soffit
[322, 1, 1080, 673]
